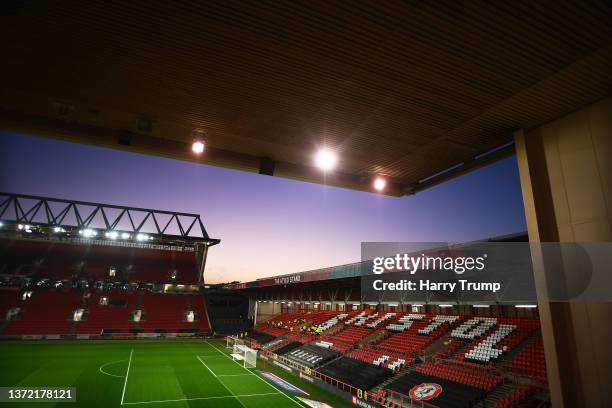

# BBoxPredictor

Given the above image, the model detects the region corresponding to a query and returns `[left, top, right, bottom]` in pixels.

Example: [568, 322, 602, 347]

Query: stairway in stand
[473, 382, 516, 408]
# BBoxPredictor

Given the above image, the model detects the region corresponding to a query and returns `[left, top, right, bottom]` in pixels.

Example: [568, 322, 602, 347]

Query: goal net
[232, 344, 257, 369]
[226, 335, 243, 350]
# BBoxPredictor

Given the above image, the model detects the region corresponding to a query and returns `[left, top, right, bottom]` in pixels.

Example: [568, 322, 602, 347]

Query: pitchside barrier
[230, 336, 440, 408]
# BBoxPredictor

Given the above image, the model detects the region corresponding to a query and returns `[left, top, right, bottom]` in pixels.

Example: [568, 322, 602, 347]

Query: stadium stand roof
[231, 232, 527, 289]
[0, 191, 220, 247]
[2, 3, 611, 195]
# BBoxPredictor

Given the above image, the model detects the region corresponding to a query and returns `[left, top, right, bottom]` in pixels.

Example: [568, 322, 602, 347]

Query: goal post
[231, 343, 257, 368]
[244, 347, 257, 369]
[226, 335, 243, 350]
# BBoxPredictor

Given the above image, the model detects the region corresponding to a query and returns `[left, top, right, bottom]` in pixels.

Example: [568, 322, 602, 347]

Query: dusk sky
[0, 131, 526, 283]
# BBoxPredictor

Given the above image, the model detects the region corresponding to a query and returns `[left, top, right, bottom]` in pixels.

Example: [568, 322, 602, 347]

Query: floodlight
[53, 227, 66, 233]
[105, 231, 119, 240]
[136, 233, 149, 241]
[121, 232, 131, 239]
[374, 177, 386, 191]
[81, 229, 97, 237]
[192, 140, 205, 154]
[314, 149, 337, 171]
[515, 304, 537, 308]
[0, 221, 3, 227]
[17, 224, 24, 230]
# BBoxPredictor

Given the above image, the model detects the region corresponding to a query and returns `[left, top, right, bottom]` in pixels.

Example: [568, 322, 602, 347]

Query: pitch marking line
[120, 348, 133, 406]
[99, 359, 127, 378]
[217, 373, 254, 377]
[196, 355, 251, 408]
[122, 392, 280, 405]
[205, 340, 306, 408]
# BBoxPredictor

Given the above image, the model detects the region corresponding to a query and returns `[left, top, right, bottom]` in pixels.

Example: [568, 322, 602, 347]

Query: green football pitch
[0, 339, 354, 408]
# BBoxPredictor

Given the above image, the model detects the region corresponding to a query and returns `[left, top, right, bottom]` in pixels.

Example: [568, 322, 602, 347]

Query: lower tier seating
[321, 326, 372, 352]
[286, 344, 340, 368]
[416, 362, 503, 391]
[347, 347, 414, 372]
[1, 288, 82, 335]
[250, 331, 277, 345]
[318, 357, 393, 391]
[275, 341, 303, 356]
[386, 372, 487, 408]
[139, 293, 191, 332]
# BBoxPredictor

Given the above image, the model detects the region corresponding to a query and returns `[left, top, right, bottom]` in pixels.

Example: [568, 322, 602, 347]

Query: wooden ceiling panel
[1, 1, 611, 195]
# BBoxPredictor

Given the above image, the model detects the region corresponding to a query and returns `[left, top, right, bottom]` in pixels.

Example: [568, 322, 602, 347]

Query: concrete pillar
[515, 97, 612, 408]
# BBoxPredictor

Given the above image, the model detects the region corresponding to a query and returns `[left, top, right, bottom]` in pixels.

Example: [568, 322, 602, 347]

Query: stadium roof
[231, 232, 528, 289]
[1, 2, 611, 195]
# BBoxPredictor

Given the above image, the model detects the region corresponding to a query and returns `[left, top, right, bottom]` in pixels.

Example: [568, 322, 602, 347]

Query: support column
[515, 97, 612, 408]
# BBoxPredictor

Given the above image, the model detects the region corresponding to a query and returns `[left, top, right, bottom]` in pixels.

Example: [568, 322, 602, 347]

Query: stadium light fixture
[17, 224, 24, 230]
[136, 233, 149, 241]
[80, 229, 97, 238]
[515, 304, 538, 308]
[53, 226, 66, 233]
[472, 304, 491, 308]
[373, 177, 386, 192]
[0, 221, 3, 227]
[192, 140, 205, 155]
[438, 304, 454, 308]
[121, 232, 131, 240]
[314, 149, 337, 172]
[105, 231, 119, 240]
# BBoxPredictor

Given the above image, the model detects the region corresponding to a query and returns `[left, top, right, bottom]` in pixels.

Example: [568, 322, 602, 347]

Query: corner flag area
[0, 339, 352, 407]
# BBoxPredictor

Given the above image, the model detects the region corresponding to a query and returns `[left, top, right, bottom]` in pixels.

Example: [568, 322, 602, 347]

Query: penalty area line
[205, 340, 306, 408]
[196, 355, 250, 408]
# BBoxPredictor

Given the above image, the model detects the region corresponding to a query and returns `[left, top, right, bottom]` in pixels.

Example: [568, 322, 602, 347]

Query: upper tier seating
[379, 313, 458, 356]
[318, 357, 393, 391]
[0, 238, 200, 284]
[452, 317, 539, 365]
[286, 344, 340, 368]
[505, 337, 547, 383]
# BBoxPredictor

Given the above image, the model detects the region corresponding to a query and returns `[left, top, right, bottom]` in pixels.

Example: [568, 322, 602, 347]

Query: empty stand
[286, 344, 340, 368]
[379, 313, 458, 356]
[385, 371, 487, 408]
[348, 347, 414, 372]
[0, 238, 200, 284]
[74, 290, 137, 334]
[320, 326, 372, 352]
[190, 295, 211, 333]
[139, 292, 190, 332]
[318, 357, 393, 391]
[2, 288, 82, 335]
